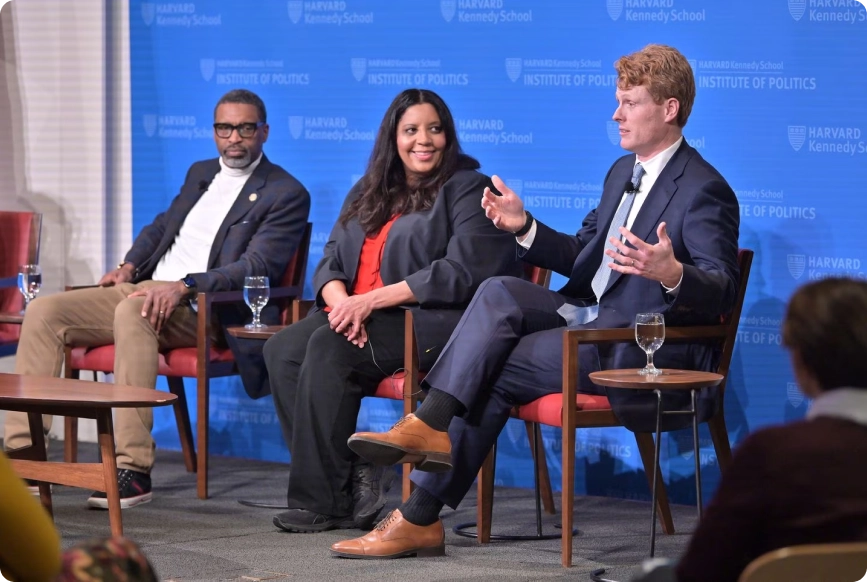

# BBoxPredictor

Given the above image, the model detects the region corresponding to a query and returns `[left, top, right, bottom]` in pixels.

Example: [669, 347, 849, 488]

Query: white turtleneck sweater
[152, 154, 262, 281]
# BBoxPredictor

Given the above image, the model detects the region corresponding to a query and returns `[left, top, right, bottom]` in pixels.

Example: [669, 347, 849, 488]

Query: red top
[324, 215, 400, 312]
[353, 215, 400, 294]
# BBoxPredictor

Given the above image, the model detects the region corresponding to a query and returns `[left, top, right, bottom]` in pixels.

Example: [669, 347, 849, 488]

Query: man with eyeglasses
[3, 88, 310, 509]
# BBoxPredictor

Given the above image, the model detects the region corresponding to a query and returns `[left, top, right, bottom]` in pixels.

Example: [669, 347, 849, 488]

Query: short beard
[222, 149, 252, 168]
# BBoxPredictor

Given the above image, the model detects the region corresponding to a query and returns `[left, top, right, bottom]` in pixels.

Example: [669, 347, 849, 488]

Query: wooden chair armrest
[291, 299, 315, 323]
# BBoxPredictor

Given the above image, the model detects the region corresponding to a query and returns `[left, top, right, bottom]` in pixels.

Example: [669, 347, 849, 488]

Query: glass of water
[243, 276, 270, 329]
[635, 312, 665, 376]
[17, 264, 42, 313]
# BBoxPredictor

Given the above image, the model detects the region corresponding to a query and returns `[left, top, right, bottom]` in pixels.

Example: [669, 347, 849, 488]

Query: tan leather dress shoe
[330, 509, 445, 559]
[348, 413, 452, 472]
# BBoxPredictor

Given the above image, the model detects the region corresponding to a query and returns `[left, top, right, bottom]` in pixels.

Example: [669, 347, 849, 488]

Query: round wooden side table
[225, 325, 285, 340]
[589, 368, 723, 558]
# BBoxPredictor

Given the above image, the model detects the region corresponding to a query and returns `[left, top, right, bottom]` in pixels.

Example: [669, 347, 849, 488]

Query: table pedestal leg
[692, 389, 702, 520]
[649, 389, 663, 558]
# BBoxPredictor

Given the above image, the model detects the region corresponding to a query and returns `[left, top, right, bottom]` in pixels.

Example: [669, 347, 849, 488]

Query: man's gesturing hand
[481, 175, 528, 234]
[605, 222, 684, 289]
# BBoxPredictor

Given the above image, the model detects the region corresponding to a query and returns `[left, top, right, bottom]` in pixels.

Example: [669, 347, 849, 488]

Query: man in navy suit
[4, 89, 310, 509]
[332, 44, 740, 559]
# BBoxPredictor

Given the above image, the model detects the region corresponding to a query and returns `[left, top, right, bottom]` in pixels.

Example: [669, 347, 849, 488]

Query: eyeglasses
[213, 122, 264, 138]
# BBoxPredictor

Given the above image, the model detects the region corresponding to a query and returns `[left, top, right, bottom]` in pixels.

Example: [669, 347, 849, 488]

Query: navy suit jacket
[312, 169, 524, 370]
[125, 155, 311, 397]
[522, 141, 740, 430]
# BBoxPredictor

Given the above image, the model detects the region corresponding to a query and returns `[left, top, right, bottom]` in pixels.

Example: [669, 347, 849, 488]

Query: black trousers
[263, 309, 406, 516]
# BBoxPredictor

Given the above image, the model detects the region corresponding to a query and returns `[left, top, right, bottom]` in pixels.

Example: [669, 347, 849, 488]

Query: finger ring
[159, 310, 165, 315]
[631, 260, 636, 267]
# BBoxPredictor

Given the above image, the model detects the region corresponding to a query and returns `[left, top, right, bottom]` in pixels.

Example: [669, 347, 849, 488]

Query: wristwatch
[181, 275, 197, 291]
[513, 211, 534, 237]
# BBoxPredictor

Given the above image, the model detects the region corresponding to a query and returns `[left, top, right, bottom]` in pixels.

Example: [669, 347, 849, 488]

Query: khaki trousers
[3, 281, 201, 473]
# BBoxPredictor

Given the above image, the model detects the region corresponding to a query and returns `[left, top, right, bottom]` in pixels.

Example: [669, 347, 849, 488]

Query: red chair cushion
[514, 393, 612, 428]
[373, 371, 427, 400]
[70, 344, 235, 378]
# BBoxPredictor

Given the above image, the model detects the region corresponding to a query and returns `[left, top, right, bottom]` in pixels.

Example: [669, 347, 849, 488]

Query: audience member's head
[344, 88, 479, 233]
[782, 277, 867, 397]
[212, 88, 269, 168]
[614, 44, 695, 127]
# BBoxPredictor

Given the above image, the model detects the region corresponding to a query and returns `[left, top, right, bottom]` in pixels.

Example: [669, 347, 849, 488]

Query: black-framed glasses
[213, 121, 264, 138]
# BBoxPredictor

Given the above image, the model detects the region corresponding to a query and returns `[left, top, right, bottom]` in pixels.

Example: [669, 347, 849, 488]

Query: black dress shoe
[272, 509, 355, 533]
[351, 462, 395, 529]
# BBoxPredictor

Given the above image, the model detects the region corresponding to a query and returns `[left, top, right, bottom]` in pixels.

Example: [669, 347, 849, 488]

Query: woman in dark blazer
[263, 89, 523, 534]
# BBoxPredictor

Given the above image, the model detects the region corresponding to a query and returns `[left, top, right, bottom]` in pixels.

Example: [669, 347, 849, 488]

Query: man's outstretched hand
[481, 175, 528, 235]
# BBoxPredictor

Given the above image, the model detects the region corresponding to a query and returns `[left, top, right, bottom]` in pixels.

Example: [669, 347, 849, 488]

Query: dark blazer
[522, 141, 740, 430]
[125, 155, 311, 397]
[676, 417, 867, 582]
[313, 169, 523, 370]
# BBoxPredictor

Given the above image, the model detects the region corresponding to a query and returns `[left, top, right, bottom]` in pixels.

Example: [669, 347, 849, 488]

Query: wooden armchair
[474, 249, 754, 567]
[64, 222, 312, 499]
[739, 542, 867, 582]
[0, 211, 42, 357]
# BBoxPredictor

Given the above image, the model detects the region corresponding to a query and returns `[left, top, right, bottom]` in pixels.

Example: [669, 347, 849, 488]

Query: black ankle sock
[415, 388, 464, 432]
[400, 487, 445, 526]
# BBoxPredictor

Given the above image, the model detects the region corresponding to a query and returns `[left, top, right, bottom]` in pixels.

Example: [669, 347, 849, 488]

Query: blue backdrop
[130, 0, 867, 505]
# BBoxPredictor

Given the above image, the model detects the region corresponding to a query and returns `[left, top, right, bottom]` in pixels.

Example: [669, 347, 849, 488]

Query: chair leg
[476, 447, 496, 544]
[166, 377, 197, 473]
[634, 433, 675, 535]
[525, 421, 555, 515]
[196, 375, 209, 500]
[707, 413, 733, 473]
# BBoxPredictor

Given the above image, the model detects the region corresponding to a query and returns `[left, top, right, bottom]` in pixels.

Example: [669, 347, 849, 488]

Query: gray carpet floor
[40, 443, 698, 582]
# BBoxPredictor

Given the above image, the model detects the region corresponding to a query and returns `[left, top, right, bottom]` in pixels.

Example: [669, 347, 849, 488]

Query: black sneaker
[87, 469, 152, 509]
[351, 462, 395, 529]
[272, 509, 355, 533]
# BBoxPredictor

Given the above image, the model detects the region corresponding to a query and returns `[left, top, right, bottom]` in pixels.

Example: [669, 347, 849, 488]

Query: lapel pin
[249, 193, 258, 202]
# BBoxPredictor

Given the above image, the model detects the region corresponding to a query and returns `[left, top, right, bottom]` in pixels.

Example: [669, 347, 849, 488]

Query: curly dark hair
[341, 88, 479, 234]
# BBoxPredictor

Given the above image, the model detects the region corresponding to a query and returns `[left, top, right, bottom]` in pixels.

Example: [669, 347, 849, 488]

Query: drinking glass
[243, 276, 270, 329]
[17, 264, 42, 313]
[635, 312, 665, 376]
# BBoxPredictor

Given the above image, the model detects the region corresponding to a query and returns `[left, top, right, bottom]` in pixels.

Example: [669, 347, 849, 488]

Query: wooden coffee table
[589, 368, 723, 557]
[0, 374, 177, 536]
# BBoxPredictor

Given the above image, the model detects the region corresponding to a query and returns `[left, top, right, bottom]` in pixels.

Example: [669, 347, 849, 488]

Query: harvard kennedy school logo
[505, 58, 522, 82]
[607, 0, 624, 21]
[441, 0, 456, 22]
[143, 114, 157, 138]
[200, 59, 215, 82]
[141, 2, 155, 26]
[788, 125, 806, 151]
[350, 58, 367, 82]
[787, 254, 806, 280]
[788, 0, 807, 21]
[288, 1, 303, 23]
[289, 116, 304, 139]
[607, 121, 621, 146]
